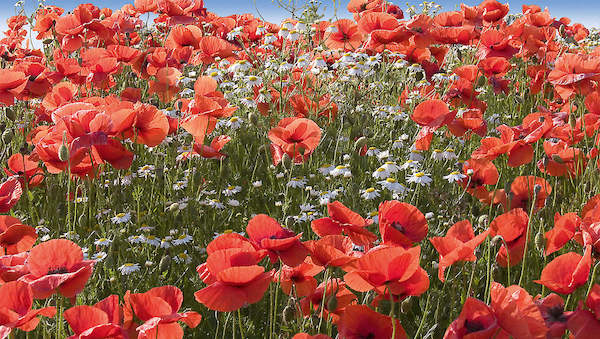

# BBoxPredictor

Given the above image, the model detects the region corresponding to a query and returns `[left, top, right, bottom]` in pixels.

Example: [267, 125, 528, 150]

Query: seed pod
[400, 296, 412, 314]
[159, 254, 171, 273]
[4, 107, 15, 121]
[492, 265, 501, 281]
[535, 232, 545, 253]
[326, 295, 338, 312]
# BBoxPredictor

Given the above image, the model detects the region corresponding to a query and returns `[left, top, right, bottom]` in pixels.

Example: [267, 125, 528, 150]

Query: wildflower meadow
[1, 0, 600, 337]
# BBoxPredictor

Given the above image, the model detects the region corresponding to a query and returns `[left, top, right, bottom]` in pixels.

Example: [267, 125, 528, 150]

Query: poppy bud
[282, 305, 297, 324]
[492, 265, 501, 280]
[414, 71, 424, 81]
[326, 295, 338, 311]
[159, 254, 170, 272]
[559, 24, 566, 36]
[354, 136, 368, 151]
[58, 143, 69, 162]
[4, 107, 15, 121]
[476, 75, 487, 87]
[281, 153, 292, 169]
[400, 296, 412, 314]
[569, 113, 577, 129]
[43, 38, 54, 44]
[535, 232, 545, 253]
[1, 129, 13, 144]
[284, 215, 295, 228]
[169, 202, 180, 212]
[477, 215, 488, 227]
[248, 112, 259, 126]
[491, 235, 503, 247]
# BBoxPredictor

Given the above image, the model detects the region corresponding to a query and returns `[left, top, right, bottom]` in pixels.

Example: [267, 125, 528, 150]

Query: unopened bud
[568, 114, 577, 129]
[281, 153, 292, 169]
[159, 254, 171, 272]
[535, 232, 545, 253]
[169, 202, 180, 212]
[326, 295, 338, 312]
[282, 305, 297, 324]
[491, 235, 503, 247]
[248, 112, 259, 126]
[476, 75, 487, 87]
[58, 143, 69, 162]
[551, 154, 564, 164]
[400, 296, 413, 314]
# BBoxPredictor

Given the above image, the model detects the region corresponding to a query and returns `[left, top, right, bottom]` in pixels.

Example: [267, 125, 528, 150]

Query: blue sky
[1, 0, 599, 37]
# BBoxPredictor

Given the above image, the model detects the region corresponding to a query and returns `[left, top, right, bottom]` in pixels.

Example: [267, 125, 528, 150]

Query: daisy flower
[407, 171, 433, 186]
[118, 263, 140, 275]
[443, 171, 467, 183]
[361, 187, 380, 200]
[111, 212, 131, 224]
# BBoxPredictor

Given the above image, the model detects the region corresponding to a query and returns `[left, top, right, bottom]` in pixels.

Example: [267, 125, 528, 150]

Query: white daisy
[118, 263, 140, 275]
[443, 171, 467, 183]
[361, 187, 380, 200]
[407, 171, 433, 186]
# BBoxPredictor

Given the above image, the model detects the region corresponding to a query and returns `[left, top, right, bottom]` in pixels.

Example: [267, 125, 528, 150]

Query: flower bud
[248, 112, 259, 126]
[400, 296, 413, 314]
[326, 295, 338, 312]
[535, 232, 545, 253]
[159, 254, 171, 273]
[4, 107, 15, 121]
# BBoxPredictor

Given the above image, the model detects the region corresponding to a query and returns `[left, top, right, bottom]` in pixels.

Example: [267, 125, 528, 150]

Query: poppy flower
[268, 117, 322, 166]
[299, 278, 358, 324]
[0, 69, 27, 106]
[0, 252, 29, 283]
[304, 235, 358, 268]
[0, 281, 56, 337]
[344, 246, 429, 298]
[544, 212, 580, 256]
[337, 304, 407, 339]
[125, 286, 201, 339]
[535, 245, 591, 294]
[548, 53, 600, 100]
[507, 176, 552, 212]
[246, 214, 308, 267]
[64, 295, 128, 339]
[292, 334, 332, 339]
[460, 159, 500, 204]
[444, 297, 500, 339]
[324, 19, 363, 50]
[128, 103, 169, 147]
[311, 201, 376, 247]
[411, 99, 456, 150]
[490, 282, 547, 339]
[534, 293, 571, 339]
[278, 258, 324, 297]
[471, 125, 533, 168]
[148, 67, 181, 103]
[489, 208, 529, 267]
[190, 135, 231, 160]
[0, 177, 22, 213]
[0, 216, 37, 255]
[4, 153, 44, 187]
[429, 220, 489, 282]
[18, 239, 95, 299]
[378, 200, 428, 248]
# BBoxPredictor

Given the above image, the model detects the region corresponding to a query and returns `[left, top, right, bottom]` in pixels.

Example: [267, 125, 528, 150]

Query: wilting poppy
[311, 201, 376, 246]
[18, 239, 95, 299]
[535, 245, 591, 294]
[378, 200, 428, 248]
[337, 304, 407, 339]
[125, 285, 201, 339]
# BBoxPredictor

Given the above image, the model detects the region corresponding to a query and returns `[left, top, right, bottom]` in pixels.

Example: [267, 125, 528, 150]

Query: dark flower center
[391, 221, 404, 233]
[547, 305, 567, 323]
[48, 267, 69, 275]
[465, 319, 485, 333]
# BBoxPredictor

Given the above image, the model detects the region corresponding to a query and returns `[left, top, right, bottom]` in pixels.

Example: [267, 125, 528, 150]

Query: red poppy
[489, 208, 529, 267]
[344, 246, 429, 298]
[278, 257, 324, 297]
[125, 285, 201, 339]
[311, 201, 376, 246]
[299, 278, 357, 323]
[490, 282, 547, 339]
[544, 212, 580, 255]
[304, 235, 358, 268]
[411, 99, 456, 150]
[246, 214, 308, 267]
[0, 252, 29, 283]
[378, 200, 428, 248]
[337, 304, 407, 339]
[148, 67, 182, 103]
[0, 281, 56, 337]
[535, 245, 591, 294]
[4, 153, 44, 188]
[548, 53, 600, 100]
[292, 334, 332, 339]
[18, 239, 95, 299]
[444, 297, 500, 339]
[471, 125, 533, 168]
[325, 19, 363, 50]
[127, 103, 169, 147]
[64, 295, 128, 339]
[460, 159, 500, 204]
[190, 135, 231, 160]
[268, 117, 322, 166]
[506, 176, 552, 212]
[0, 216, 37, 255]
[430, 220, 489, 282]
[534, 293, 571, 339]
[0, 177, 22, 213]
[0, 69, 27, 106]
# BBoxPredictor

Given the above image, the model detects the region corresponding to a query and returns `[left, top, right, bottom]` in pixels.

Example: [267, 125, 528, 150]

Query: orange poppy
[544, 212, 580, 256]
[548, 53, 600, 100]
[325, 19, 363, 51]
[0, 252, 29, 283]
[148, 67, 181, 103]
[378, 200, 428, 248]
[311, 201, 376, 247]
[430, 220, 489, 282]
